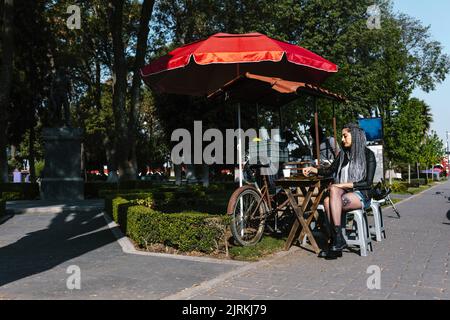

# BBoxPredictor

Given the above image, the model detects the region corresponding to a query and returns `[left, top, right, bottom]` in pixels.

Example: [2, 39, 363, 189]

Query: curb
[5, 200, 105, 215]
[102, 212, 249, 267]
[0, 214, 14, 225]
[6, 206, 104, 215]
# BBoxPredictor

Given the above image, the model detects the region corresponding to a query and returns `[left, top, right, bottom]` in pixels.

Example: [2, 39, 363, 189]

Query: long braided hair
[336, 123, 367, 183]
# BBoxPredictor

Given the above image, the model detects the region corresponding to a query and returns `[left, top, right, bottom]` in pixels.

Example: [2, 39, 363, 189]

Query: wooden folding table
[275, 176, 332, 253]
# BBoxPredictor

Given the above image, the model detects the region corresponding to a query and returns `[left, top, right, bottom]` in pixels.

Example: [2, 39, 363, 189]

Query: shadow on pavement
[0, 207, 120, 287]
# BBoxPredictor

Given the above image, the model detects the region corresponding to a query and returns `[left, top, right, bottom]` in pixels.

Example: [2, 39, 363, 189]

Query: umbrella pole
[237, 102, 244, 238]
[333, 102, 338, 154]
[314, 97, 320, 167]
[238, 103, 243, 188]
[236, 64, 244, 188]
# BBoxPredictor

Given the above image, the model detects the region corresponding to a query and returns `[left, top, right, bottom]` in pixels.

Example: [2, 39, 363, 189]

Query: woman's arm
[353, 149, 376, 190]
[318, 156, 339, 177]
[333, 182, 354, 190]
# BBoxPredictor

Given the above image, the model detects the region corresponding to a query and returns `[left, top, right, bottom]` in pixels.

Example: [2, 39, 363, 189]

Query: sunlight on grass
[229, 236, 286, 261]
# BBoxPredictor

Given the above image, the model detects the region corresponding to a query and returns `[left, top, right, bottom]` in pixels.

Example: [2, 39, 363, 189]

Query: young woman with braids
[302, 123, 376, 259]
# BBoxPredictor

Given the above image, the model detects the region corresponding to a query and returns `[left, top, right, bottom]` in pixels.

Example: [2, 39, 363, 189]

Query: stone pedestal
[40, 128, 84, 201]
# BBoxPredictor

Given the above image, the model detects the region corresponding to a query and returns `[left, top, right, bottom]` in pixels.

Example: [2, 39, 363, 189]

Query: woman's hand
[302, 167, 318, 177]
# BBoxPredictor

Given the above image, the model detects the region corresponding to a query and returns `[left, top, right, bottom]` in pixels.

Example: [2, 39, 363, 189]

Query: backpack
[370, 181, 391, 201]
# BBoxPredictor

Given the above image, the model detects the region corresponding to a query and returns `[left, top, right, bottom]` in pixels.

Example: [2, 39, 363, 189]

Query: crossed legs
[323, 186, 363, 227]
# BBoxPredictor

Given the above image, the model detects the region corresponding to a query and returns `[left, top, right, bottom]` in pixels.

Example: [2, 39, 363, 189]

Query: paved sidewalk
[0, 201, 238, 300]
[167, 180, 450, 300]
[1, 181, 449, 300]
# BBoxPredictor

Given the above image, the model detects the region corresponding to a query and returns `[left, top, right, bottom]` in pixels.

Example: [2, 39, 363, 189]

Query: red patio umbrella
[141, 32, 338, 96]
[141, 32, 340, 186]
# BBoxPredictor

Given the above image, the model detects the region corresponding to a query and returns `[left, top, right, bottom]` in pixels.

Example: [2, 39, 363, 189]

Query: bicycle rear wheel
[227, 185, 268, 246]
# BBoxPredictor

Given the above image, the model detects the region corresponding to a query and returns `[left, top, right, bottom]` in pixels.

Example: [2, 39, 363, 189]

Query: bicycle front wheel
[227, 185, 269, 246]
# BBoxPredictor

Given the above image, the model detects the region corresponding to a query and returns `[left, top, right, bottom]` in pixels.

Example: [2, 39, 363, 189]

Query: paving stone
[415, 287, 446, 299]
[0, 202, 237, 299]
[4, 181, 450, 300]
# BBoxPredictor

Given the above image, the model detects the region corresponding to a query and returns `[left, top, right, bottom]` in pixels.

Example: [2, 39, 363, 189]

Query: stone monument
[40, 127, 84, 201]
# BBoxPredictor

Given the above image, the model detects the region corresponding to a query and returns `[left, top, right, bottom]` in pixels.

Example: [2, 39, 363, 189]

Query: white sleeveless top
[339, 163, 350, 184]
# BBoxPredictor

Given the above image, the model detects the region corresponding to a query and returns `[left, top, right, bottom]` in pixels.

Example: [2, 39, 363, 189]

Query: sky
[393, 0, 450, 147]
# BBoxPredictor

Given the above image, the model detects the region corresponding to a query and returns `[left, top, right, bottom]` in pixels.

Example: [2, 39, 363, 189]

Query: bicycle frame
[249, 175, 291, 226]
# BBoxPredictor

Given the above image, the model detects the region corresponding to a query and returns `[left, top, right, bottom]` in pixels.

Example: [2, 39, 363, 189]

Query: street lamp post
[445, 131, 450, 176]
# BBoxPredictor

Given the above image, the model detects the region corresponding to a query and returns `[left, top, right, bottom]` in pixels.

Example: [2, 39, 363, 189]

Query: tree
[2, 0, 449, 183]
[0, 0, 14, 182]
[418, 131, 445, 170]
[108, 0, 155, 180]
[150, 0, 449, 167]
[384, 98, 428, 165]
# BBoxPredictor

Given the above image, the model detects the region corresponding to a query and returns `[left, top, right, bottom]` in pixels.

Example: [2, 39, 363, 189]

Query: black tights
[323, 186, 363, 228]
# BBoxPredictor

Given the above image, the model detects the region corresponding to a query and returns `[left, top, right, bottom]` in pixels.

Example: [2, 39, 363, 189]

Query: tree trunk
[95, 60, 102, 110]
[0, 0, 14, 182]
[81, 142, 87, 182]
[103, 134, 118, 183]
[174, 164, 182, 186]
[202, 164, 209, 187]
[127, 0, 155, 180]
[10, 144, 16, 161]
[108, 0, 131, 180]
[109, 0, 155, 181]
[408, 163, 411, 185]
[29, 126, 36, 183]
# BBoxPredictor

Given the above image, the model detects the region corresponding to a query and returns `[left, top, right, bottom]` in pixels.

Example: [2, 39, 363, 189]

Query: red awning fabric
[141, 33, 338, 96]
[208, 72, 347, 107]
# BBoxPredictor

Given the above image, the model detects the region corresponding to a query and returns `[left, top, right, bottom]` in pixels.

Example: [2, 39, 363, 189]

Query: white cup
[283, 169, 291, 178]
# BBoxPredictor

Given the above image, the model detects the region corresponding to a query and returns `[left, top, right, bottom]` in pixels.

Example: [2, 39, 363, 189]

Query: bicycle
[227, 160, 293, 247]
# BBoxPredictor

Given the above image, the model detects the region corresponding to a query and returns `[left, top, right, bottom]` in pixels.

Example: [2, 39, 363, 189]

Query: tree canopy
[0, 0, 448, 182]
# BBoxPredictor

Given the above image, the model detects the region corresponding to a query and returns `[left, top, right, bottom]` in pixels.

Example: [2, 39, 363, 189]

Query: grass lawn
[407, 185, 431, 195]
[408, 180, 446, 194]
[393, 181, 443, 196]
[228, 235, 286, 261]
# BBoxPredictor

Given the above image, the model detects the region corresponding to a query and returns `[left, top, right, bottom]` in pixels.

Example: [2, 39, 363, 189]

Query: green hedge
[111, 197, 134, 223]
[104, 188, 215, 216]
[0, 199, 5, 218]
[126, 205, 230, 253]
[151, 190, 211, 213]
[95, 183, 230, 199]
[85, 181, 163, 198]
[98, 187, 178, 199]
[1, 191, 23, 201]
[390, 181, 408, 193]
[105, 193, 154, 217]
[408, 178, 427, 187]
[0, 183, 40, 200]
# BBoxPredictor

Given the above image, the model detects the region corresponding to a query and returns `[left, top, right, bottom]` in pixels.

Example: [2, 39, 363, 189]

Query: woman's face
[342, 128, 352, 148]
